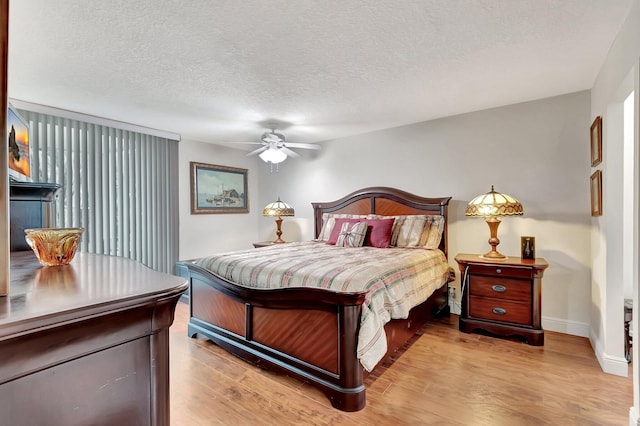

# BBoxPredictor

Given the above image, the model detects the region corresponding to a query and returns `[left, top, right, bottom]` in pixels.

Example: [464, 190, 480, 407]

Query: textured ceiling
[7, 1, 632, 146]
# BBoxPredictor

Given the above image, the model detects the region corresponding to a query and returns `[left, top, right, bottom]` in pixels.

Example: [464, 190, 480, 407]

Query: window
[19, 108, 179, 274]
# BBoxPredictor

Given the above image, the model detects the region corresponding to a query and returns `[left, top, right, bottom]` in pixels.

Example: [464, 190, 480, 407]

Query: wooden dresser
[0, 252, 188, 425]
[455, 253, 548, 345]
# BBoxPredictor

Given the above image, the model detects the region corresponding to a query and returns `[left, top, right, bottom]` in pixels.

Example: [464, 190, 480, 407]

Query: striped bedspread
[195, 241, 451, 372]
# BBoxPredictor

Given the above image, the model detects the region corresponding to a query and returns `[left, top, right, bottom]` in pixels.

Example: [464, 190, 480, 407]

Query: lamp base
[480, 252, 509, 260]
[272, 216, 286, 244]
[482, 218, 508, 260]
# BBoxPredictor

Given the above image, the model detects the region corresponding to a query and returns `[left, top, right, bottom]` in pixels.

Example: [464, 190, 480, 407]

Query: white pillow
[335, 221, 368, 247]
[317, 213, 370, 241]
[388, 215, 445, 249]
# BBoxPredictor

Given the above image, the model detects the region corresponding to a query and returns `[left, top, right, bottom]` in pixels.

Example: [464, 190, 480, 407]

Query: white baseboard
[598, 351, 630, 376]
[628, 406, 639, 426]
[542, 315, 590, 337]
[589, 327, 629, 377]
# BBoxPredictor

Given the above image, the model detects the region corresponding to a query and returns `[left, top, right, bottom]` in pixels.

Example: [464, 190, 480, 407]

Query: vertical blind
[19, 109, 180, 274]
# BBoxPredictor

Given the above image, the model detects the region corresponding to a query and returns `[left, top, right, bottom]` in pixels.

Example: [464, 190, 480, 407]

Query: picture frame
[190, 162, 249, 214]
[590, 116, 602, 167]
[521, 236, 535, 260]
[590, 169, 602, 217]
[7, 103, 31, 182]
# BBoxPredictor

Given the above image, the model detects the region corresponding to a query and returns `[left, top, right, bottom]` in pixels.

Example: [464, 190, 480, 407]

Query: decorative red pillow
[363, 218, 394, 248]
[326, 218, 362, 245]
[326, 217, 395, 248]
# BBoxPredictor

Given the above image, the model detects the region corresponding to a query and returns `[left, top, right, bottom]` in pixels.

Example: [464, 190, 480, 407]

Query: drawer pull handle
[496, 268, 502, 274]
[491, 284, 506, 293]
[492, 307, 507, 315]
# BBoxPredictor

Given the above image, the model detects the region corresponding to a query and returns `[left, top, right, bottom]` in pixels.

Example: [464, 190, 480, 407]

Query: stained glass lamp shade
[465, 186, 523, 259]
[263, 197, 295, 243]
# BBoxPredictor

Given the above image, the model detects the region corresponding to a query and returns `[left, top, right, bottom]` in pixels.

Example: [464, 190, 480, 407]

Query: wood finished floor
[169, 301, 632, 425]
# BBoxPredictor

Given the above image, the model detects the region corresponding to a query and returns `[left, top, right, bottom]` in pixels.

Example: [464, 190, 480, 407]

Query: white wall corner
[542, 315, 590, 337]
[596, 354, 629, 377]
[628, 405, 639, 426]
[589, 328, 630, 377]
[600, 352, 631, 377]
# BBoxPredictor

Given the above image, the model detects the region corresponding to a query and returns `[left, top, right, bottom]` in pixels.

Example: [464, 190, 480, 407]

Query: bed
[175, 187, 454, 411]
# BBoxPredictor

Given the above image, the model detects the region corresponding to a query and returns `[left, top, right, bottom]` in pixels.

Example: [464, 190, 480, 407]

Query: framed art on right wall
[590, 116, 602, 167]
[590, 169, 602, 217]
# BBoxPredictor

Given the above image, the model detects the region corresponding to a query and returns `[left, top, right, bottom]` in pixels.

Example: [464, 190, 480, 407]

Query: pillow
[317, 213, 370, 241]
[326, 217, 395, 247]
[423, 215, 445, 249]
[362, 218, 395, 248]
[390, 215, 445, 249]
[335, 221, 368, 247]
[326, 218, 363, 245]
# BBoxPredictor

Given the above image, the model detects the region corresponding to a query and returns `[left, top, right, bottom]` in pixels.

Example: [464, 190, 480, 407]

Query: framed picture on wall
[521, 236, 535, 260]
[190, 162, 249, 214]
[590, 169, 602, 217]
[7, 103, 31, 182]
[590, 116, 602, 167]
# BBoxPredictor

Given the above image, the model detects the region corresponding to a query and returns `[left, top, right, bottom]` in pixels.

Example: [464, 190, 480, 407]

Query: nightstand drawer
[469, 296, 532, 326]
[466, 264, 533, 279]
[469, 275, 531, 302]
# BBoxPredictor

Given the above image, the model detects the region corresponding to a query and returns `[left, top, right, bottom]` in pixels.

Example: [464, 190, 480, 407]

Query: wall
[589, 0, 640, 421]
[178, 139, 261, 260]
[257, 91, 593, 334]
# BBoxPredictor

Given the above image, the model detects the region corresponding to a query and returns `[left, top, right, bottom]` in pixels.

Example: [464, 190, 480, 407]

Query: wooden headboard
[311, 187, 452, 258]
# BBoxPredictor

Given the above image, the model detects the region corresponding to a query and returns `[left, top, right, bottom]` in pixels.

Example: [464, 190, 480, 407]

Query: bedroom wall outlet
[448, 287, 456, 299]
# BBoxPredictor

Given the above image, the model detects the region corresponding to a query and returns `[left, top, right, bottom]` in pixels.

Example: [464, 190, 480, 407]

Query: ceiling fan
[239, 129, 321, 164]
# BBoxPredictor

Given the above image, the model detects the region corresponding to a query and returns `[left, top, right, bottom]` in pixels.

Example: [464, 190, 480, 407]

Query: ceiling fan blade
[227, 141, 264, 145]
[247, 146, 268, 156]
[280, 147, 300, 158]
[283, 142, 321, 150]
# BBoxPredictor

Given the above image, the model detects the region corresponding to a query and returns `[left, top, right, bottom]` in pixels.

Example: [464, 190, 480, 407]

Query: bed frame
[176, 187, 453, 411]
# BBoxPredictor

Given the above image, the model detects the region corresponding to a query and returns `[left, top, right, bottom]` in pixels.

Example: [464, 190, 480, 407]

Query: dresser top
[1, 251, 188, 334]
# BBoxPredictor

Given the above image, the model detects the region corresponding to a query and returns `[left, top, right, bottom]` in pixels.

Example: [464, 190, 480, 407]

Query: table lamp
[465, 186, 523, 259]
[263, 197, 295, 243]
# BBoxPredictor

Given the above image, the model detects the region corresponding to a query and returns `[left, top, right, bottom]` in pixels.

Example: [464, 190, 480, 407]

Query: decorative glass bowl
[24, 228, 84, 266]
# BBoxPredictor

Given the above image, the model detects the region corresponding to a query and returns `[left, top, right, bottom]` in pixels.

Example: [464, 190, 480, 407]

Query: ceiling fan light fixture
[259, 147, 287, 164]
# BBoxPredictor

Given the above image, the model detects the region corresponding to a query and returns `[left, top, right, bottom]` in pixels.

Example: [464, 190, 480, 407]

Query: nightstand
[253, 241, 290, 248]
[253, 241, 275, 248]
[455, 253, 549, 345]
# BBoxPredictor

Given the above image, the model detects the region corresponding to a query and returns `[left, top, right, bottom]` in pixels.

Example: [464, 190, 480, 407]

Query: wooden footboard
[176, 261, 450, 412]
[177, 262, 369, 411]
